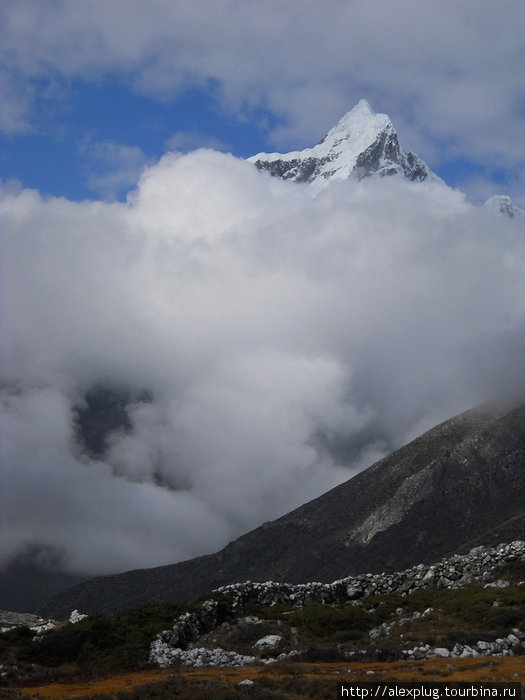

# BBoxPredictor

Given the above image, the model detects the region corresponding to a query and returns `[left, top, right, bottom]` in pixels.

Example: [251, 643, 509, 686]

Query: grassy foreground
[4, 657, 525, 699]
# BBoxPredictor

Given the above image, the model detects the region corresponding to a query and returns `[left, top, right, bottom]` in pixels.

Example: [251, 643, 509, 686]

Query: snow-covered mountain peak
[319, 99, 390, 148]
[346, 98, 373, 116]
[483, 194, 523, 219]
[248, 100, 435, 192]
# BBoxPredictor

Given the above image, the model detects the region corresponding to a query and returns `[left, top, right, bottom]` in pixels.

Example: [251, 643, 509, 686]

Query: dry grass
[11, 656, 525, 698]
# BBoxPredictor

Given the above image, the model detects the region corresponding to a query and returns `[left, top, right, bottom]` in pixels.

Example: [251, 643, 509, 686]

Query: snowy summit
[483, 195, 523, 219]
[248, 100, 436, 192]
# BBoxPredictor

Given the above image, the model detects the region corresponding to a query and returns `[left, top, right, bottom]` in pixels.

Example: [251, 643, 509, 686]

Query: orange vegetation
[16, 657, 525, 699]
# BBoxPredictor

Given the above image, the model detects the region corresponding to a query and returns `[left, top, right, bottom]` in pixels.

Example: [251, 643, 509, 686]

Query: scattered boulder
[69, 609, 88, 624]
[400, 633, 522, 661]
[253, 634, 282, 651]
[0, 611, 57, 634]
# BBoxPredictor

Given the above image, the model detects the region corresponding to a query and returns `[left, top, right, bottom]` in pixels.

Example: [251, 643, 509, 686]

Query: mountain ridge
[248, 100, 522, 216]
[247, 100, 437, 191]
[36, 399, 525, 619]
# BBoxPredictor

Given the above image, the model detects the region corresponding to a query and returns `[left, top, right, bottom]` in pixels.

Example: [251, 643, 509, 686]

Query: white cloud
[77, 135, 151, 200]
[165, 130, 230, 154]
[0, 68, 34, 134]
[1, 152, 524, 577]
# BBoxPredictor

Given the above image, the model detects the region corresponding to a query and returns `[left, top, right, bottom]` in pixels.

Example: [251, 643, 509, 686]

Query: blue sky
[0, 82, 275, 201]
[0, 0, 524, 205]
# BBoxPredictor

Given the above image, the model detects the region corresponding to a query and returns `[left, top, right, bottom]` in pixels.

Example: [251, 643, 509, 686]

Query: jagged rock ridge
[37, 400, 525, 619]
[247, 100, 437, 191]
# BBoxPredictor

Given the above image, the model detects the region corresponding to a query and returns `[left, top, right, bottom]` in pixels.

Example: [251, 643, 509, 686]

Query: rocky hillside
[149, 540, 525, 668]
[37, 401, 525, 619]
[1, 540, 523, 692]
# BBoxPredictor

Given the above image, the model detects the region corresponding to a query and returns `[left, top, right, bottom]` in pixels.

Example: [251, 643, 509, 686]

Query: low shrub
[331, 629, 363, 642]
[277, 603, 372, 638]
[6, 602, 183, 672]
[301, 644, 345, 662]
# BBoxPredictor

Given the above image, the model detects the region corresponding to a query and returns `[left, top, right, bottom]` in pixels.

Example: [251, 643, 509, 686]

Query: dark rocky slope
[37, 401, 525, 619]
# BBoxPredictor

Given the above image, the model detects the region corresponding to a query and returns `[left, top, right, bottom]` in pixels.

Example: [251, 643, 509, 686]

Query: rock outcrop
[0, 611, 57, 634]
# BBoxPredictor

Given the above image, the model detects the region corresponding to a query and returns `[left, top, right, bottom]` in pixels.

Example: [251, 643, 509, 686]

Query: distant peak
[333, 99, 375, 123]
[248, 99, 435, 190]
[483, 194, 523, 219]
[321, 100, 390, 144]
[352, 99, 374, 114]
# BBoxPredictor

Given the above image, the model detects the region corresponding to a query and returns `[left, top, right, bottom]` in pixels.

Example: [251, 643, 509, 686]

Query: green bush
[401, 584, 524, 625]
[331, 629, 363, 642]
[301, 644, 345, 662]
[229, 619, 274, 644]
[11, 602, 183, 672]
[280, 603, 372, 638]
[491, 560, 525, 583]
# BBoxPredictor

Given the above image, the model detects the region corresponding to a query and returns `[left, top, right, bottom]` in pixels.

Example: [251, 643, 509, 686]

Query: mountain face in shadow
[0, 544, 84, 613]
[37, 401, 525, 619]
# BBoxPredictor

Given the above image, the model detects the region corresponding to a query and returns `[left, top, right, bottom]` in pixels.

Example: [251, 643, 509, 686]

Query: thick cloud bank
[1, 151, 525, 577]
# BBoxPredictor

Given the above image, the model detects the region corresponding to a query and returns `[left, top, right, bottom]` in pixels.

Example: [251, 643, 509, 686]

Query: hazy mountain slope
[0, 558, 83, 613]
[37, 401, 525, 619]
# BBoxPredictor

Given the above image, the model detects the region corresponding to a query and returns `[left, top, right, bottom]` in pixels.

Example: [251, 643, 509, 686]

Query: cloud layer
[1, 152, 525, 577]
[1, 0, 524, 201]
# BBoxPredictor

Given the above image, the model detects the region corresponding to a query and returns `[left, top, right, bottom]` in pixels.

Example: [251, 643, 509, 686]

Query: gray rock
[484, 580, 510, 589]
[254, 634, 282, 651]
[434, 648, 450, 658]
[346, 585, 363, 599]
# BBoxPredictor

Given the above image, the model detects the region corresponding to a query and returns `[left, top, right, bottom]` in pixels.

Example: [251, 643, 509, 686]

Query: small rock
[254, 634, 282, 650]
[346, 585, 363, 599]
[433, 648, 450, 658]
[69, 610, 88, 624]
